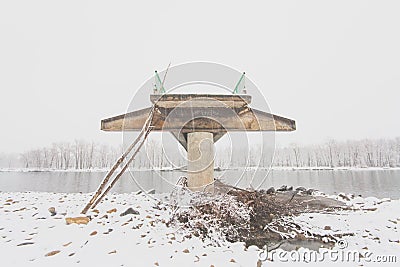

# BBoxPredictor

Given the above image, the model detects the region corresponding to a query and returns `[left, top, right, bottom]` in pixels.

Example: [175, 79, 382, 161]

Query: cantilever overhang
[101, 94, 295, 149]
[101, 106, 295, 132]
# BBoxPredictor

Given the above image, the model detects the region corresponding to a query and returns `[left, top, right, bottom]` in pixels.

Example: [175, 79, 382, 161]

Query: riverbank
[0, 191, 399, 266]
[1, 166, 400, 173]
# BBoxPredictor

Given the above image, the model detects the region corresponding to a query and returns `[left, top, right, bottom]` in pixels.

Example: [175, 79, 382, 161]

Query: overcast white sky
[1, 0, 400, 153]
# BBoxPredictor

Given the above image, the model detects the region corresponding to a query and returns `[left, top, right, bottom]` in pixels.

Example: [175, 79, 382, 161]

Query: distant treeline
[1, 137, 399, 169]
[18, 141, 124, 169]
[274, 138, 400, 168]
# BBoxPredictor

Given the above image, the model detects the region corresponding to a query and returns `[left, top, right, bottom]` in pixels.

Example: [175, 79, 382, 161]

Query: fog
[1, 1, 400, 153]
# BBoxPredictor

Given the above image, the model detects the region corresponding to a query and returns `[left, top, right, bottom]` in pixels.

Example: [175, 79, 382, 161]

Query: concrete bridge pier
[187, 132, 215, 192]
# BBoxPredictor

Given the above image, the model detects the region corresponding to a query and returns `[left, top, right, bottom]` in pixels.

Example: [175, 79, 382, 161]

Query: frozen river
[0, 169, 399, 199]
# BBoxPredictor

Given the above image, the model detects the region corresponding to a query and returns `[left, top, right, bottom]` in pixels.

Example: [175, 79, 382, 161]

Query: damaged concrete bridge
[101, 94, 296, 192]
[81, 70, 296, 214]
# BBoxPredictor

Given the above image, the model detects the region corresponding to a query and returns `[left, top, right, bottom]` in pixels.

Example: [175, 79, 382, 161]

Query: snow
[0, 167, 176, 173]
[270, 166, 400, 172]
[0, 168, 111, 173]
[0, 191, 399, 266]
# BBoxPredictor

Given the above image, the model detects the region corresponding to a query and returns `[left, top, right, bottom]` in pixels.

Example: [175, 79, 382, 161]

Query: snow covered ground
[0, 191, 399, 266]
[1, 166, 400, 173]
[270, 166, 400, 172]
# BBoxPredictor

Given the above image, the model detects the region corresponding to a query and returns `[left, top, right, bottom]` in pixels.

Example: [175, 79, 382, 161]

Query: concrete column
[187, 132, 214, 192]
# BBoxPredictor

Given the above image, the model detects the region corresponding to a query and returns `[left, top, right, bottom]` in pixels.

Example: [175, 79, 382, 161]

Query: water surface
[0, 169, 399, 199]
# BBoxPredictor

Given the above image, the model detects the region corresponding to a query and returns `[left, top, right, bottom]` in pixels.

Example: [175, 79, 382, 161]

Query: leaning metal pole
[81, 106, 155, 214]
[91, 126, 152, 209]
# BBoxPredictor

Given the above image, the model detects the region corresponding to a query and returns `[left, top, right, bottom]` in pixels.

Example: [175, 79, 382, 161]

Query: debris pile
[170, 181, 347, 248]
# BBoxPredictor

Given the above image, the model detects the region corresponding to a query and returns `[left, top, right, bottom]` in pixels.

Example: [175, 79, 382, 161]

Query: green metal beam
[154, 70, 166, 94]
[233, 72, 245, 94]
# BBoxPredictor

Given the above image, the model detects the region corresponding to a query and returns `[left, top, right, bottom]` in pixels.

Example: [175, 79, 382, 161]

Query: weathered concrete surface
[101, 107, 296, 132]
[150, 94, 251, 108]
[101, 94, 295, 133]
[187, 132, 215, 192]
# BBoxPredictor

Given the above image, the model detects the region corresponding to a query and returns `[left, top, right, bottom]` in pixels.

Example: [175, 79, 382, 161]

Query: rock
[107, 208, 117, 214]
[305, 189, 315, 195]
[90, 231, 97, 236]
[363, 207, 377, 211]
[63, 242, 72, 247]
[324, 225, 331, 230]
[45, 250, 60, 257]
[103, 228, 113, 234]
[277, 185, 287, 192]
[182, 248, 190, 253]
[296, 186, 306, 192]
[120, 207, 140, 217]
[65, 216, 90, 225]
[108, 250, 117, 254]
[48, 207, 56, 216]
[287, 186, 293, 191]
[230, 258, 236, 263]
[13, 207, 26, 212]
[338, 193, 350, 201]
[147, 189, 156, 194]
[17, 242, 34, 246]
[266, 187, 275, 194]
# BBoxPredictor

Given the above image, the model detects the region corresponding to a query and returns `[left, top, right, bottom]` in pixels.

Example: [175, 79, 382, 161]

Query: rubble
[170, 181, 346, 248]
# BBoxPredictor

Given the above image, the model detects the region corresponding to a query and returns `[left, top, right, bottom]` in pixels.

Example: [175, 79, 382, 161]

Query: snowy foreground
[0, 191, 399, 266]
